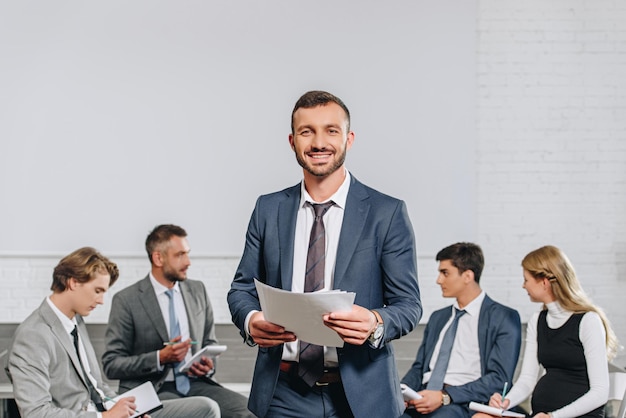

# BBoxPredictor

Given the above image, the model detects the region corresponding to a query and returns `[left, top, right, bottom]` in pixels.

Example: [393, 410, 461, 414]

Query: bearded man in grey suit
[5, 246, 219, 418]
[103, 225, 253, 418]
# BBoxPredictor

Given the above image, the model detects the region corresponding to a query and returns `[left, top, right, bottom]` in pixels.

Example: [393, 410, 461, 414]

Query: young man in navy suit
[401, 242, 522, 418]
[228, 90, 422, 418]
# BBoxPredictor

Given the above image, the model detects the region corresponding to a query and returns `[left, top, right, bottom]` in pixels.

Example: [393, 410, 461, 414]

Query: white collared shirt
[46, 297, 105, 415]
[281, 169, 351, 366]
[149, 274, 192, 377]
[423, 291, 485, 386]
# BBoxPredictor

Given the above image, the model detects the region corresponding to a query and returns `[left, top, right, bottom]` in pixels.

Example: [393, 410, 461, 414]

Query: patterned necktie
[427, 308, 467, 390]
[71, 326, 106, 412]
[298, 201, 334, 387]
[165, 289, 191, 395]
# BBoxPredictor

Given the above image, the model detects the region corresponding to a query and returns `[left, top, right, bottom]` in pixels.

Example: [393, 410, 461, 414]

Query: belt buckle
[315, 381, 330, 387]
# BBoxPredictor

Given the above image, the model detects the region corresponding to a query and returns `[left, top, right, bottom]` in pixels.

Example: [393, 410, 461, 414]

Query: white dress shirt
[150, 274, 192, 379]
[243, 169, 351, 366]
[423, 291, 485, 386]
[282, 169, 351, 366]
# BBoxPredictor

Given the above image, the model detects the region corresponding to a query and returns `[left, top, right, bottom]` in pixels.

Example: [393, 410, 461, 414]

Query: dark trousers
[159, 379, 255, 418]
[264, 370, 353, 418]
[401, 404, 469, 418]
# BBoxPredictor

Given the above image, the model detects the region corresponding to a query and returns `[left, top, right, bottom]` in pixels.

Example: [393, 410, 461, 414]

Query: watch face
[442, 393, 451, 405]
[374, 325, 383, 338]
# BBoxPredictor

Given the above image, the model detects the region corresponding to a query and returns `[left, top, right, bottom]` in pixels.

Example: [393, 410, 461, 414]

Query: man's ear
[462, 269, 475, 284]
[288, 134, 295, 151]
[152, 251, 164, 267]
[67, 277, 77, 290]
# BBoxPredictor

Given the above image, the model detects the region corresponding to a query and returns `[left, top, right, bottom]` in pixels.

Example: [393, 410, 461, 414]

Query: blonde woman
[474, 245, 618, 418]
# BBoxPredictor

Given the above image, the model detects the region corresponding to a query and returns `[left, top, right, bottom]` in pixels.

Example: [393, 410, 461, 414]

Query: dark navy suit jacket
[228, 175, 422, 418]
[401, 295, 521, 405]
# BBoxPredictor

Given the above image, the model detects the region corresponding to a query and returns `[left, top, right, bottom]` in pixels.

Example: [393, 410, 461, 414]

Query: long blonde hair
[522, 245, 619, 360]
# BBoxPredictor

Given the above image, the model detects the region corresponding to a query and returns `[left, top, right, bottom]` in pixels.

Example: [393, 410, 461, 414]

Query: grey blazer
[5, 300, 116, 418]
[102, 276, 218, 393]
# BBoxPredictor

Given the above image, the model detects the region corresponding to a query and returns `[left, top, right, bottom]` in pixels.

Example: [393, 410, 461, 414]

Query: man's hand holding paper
[323, 304, 378, 345]
[254, 279, 356, 347]
[249, 311, 297, 348]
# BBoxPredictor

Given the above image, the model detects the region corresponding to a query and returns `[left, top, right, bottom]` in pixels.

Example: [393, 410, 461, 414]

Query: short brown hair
[51, 247, 119, 292]
[145, 224, 188, 264]
[436, 242, 484, 283]
[291, 90, 350, 134]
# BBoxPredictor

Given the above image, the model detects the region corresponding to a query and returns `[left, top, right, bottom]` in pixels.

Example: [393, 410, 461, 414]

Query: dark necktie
[71, 326, 106, 412]
[165, 289, 191, 395]
[298, 201, 334, 387]
[426, 308, 467, 390]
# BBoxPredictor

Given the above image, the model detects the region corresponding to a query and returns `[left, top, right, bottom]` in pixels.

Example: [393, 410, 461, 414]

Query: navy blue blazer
[401, 295, 521, 405]
[228, 175, 422, 418]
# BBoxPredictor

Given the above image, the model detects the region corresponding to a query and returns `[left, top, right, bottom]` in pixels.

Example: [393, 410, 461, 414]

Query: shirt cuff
[244, 310, 259, 346]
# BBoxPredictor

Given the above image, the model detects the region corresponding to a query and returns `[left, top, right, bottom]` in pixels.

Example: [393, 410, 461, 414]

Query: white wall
[476, 0, 626, 364]
[0, 0, 476, 257]
[1, 0, 626, 368]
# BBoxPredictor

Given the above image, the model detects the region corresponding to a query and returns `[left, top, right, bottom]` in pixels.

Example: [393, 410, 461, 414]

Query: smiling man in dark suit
[102, 225, 253, 418]
[228, 90, 422, 418]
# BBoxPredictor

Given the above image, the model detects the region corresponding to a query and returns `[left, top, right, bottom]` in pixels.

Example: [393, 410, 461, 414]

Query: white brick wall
[0, 254, 443, 324]
[477, 0, 626, 364]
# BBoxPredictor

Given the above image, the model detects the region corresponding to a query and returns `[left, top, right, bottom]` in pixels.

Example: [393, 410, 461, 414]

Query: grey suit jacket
[228, 176, 422, 418]
[102, 276, 218, 393]
[5, 300, 116, 418]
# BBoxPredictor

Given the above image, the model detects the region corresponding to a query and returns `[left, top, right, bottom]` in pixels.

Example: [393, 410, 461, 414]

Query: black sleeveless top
[531, 310, 605, 418]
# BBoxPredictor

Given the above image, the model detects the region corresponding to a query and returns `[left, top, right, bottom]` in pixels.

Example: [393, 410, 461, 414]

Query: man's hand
[159, 336, 192, 364]
[187, 355, 214, 377]
[103, 395, 137, 418]
[249, 311, 296, 347]
[322, 304, 377, 345]
[411, 390, 444, 415]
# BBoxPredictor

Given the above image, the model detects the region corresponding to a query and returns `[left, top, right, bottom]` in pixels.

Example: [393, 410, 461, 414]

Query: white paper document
[104, 381, 163, 418]
[179, 345, 227, 373]
[254, 279, 355, 347]
[400, 384, 423, 401]
[468, 402, 525, 417]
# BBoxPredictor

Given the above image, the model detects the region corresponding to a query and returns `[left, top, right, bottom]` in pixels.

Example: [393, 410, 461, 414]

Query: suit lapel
[39, 301, 89, 389]
[137, 276, 170, 342]
[334, 177, 370, 289]
[278, 185, 300, 290]
[477, 295, 493, 373]
[180, 281, 200, 352]
[77, 317, 102, 382]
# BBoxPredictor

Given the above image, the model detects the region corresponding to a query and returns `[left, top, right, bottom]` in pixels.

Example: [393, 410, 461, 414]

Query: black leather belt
[280, 361, 341, 385]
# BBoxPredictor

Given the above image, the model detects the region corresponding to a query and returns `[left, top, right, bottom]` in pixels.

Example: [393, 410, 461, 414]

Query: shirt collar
[453, 290, 486, 316]
[299, 168, 351, 208]
[46, 296, 78, 335]
[149, 272, 180, 296]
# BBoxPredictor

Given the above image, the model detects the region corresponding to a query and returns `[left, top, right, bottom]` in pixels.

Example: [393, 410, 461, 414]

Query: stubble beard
[163, 266, 186, 284]
[295, 147, 347, 178]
